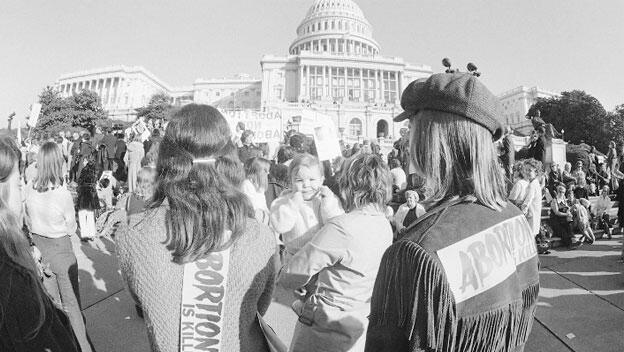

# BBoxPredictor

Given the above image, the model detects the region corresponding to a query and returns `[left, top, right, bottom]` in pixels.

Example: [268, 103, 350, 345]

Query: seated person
[572, 198, 595, 244]
[593, 185, 613, 239]
[393, 190, 425, 239]
[587, 182, 599, 197]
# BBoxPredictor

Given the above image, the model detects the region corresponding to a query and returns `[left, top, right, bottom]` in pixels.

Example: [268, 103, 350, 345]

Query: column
[343, 67, 348, 100]
[328, 66, 333, 100]
[359, 69, 363, 102]
[298, 66, 303, 101]
[306, 65, 311, 100]
[112, 77, 119, 107]
[378, 70, 384, 102]
[395, 71, 400, 104]
[322, 66, 326, 98]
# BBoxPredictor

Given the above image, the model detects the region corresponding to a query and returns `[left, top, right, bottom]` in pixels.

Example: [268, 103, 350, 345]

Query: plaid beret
[394, 73, 503, 140]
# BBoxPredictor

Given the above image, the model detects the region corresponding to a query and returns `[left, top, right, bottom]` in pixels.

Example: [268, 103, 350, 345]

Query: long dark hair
[153, 104, 253, 264]
[0, 137, 49, 340]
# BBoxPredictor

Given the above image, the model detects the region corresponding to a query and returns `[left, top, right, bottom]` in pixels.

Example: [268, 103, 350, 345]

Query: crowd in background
[3, 71, 613, 352]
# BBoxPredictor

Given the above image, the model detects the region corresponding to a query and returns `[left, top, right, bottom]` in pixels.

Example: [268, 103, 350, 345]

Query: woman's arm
[278, 220, 348, 291]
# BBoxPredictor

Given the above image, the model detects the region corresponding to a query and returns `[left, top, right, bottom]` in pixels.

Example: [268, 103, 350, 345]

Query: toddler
[270, 153, 343, 256]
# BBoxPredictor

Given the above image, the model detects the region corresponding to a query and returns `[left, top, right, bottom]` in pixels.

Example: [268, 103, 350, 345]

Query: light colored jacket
[269, 188, 343, 255]
[279, 205, 393, 352]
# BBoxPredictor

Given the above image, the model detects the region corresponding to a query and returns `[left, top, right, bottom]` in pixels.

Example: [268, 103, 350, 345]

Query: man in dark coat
[101, 128, 118, 171]
[499, 126, 515, 183]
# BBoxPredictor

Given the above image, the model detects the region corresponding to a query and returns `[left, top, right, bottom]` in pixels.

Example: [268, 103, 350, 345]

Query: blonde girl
[270, 153, 343, 256]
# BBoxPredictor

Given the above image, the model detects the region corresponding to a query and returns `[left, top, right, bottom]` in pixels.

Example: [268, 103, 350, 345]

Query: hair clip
[192, 157, 216, 165]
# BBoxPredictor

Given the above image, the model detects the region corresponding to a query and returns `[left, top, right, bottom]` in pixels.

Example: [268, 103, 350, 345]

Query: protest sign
[28, 103, 42, 128]
[224, 110, 282, 143]
[313, 125, 341, 161]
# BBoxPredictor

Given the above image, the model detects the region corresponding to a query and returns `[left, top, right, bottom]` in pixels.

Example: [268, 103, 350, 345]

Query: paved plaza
[76, 233, 624, 352]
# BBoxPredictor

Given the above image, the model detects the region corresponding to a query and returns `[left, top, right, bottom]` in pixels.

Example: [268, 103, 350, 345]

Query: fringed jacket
[365, 197, 540, 352]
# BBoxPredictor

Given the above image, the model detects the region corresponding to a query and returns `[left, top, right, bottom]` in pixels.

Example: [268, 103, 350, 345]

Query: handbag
[257, 312, 288, 352]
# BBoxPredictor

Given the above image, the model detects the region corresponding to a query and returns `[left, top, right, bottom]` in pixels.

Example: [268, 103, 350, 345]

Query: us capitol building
[55, 0, 550, 142]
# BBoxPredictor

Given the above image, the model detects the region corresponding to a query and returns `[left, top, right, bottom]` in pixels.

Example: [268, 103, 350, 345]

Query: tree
[528, 90, 611, 152]
[35, 87, 107, 133]
[135, 92, 175, 122]
[69, 90, 107, 131]
[607, 104, 624, 145]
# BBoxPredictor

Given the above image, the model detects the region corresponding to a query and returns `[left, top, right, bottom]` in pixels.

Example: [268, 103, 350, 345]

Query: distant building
[498, 86, 559, 135]
[55, 67, 261, 121]
[259, 0, 432, 143]
[54, 0, 432, 142]
[57, 0, 547, 144]
[56, 66, 170, 121]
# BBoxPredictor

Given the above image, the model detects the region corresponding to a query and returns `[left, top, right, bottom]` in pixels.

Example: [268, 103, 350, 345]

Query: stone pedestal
[544, 138, 567, 170]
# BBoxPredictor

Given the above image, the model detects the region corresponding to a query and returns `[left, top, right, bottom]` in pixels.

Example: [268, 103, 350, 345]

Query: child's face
[292, 166, 323, 200]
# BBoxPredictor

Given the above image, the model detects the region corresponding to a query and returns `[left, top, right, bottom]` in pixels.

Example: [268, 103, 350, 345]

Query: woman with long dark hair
[366, 73, 540, 351]
[0, 137, 80, 351]
[25, 141, 94, 351]
[116, 104, 278, 352]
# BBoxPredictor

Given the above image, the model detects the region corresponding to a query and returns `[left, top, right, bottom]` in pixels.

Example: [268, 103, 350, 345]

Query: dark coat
[0, 256, 80, 352]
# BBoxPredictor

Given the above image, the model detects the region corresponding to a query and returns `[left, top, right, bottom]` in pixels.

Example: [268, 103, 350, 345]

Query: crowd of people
[3, 71, 583, 352]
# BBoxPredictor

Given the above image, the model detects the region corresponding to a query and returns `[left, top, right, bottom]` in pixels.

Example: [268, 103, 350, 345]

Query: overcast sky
[2, 0, 623, 126]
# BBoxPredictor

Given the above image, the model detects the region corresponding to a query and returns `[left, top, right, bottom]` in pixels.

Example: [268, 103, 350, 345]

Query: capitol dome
[289, 0, 380, 57]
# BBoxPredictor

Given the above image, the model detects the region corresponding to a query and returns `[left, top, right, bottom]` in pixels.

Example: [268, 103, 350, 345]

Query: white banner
[180, 247, 231, 352]
[224, 110, 282, 143]
[436, 215, 536, 303]
[28, 103, 42, 128]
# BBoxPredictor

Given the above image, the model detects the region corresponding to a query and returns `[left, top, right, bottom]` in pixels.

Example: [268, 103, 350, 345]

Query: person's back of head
[154, 104, 253, 264]
[277, 145, 295, 164]
[269, 163, 290, 186]
[337, 153, 391, 212]
[33, 142, 65, 191]
[244, 157, 271, 191]
[397, 73, 506, 210]
[289, 133, 306, 153]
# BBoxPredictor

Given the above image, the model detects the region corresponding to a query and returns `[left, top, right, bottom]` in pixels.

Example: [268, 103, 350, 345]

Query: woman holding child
[278, 153, 393, 352]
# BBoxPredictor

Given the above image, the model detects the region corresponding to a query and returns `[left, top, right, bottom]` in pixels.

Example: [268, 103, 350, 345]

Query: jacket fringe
[369, 240, 540, 352]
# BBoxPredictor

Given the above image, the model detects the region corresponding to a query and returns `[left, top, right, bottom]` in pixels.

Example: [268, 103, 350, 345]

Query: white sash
[180, 247, 231, 352]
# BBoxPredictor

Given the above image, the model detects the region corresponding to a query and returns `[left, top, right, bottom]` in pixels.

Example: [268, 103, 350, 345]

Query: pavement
[73, 233, 624, 352]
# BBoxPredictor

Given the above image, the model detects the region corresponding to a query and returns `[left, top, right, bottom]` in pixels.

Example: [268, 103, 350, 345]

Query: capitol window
[347, 68, 361, 102]
[310, 66, 323, 100]
[383, 71, 397, 102]
[331, 68, 345, 98]
[349, 118, 362, 137]
[363, 69, 376, 102]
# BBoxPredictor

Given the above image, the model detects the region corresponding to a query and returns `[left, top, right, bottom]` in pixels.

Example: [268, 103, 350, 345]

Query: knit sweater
[116, 205, 279, 352]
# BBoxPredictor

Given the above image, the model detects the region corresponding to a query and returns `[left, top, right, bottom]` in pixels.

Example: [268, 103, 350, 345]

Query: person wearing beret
[365, 73, 540, 352]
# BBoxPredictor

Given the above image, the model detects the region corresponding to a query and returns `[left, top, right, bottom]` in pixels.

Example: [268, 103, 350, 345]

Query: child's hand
[319, 186, 344, 219]
[291, 191, 304, 207]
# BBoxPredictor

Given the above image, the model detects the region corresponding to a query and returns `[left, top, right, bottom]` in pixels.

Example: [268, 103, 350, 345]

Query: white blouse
[25, 184, 77, 238]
